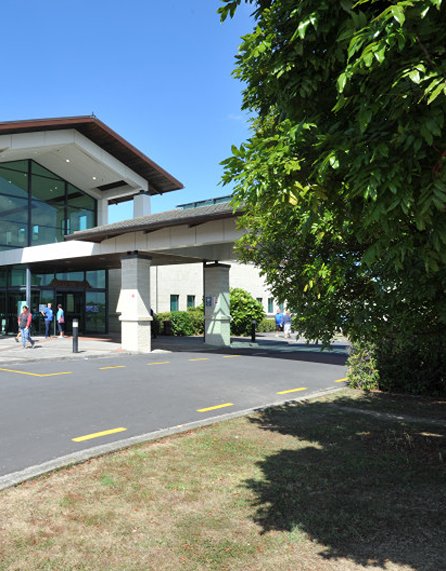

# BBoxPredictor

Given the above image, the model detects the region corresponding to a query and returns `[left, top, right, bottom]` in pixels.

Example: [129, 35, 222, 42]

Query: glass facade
[0, 160, 96, 251]
[0, 162, 104, 335]
[0, 269, 107, 335]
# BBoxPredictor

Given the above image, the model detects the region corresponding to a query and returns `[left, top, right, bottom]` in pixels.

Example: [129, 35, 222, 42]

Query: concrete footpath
[0, 332, 350, 365]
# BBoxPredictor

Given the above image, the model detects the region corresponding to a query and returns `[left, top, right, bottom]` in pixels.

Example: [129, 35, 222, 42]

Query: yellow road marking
[223, 355, 240, 359]
[277, 387, 307, 395]
[0, 368, 72, 377]
[99, 365, 126, 370]
[189, 358, 209, 362]
[197, 403, 234, 413]
[335, 377, 348, 383]
[147, 361, 170, 365]
[72, 427, 127, 442]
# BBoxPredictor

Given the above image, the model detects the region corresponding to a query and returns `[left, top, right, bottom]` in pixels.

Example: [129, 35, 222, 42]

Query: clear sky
[2, 0, 253, 221]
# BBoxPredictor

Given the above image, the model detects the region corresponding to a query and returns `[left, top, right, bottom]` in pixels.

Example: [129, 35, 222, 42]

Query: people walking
[41, 302, 53, 339]
[274, 308, 283, 337]
[17, 305, 36, 349]
[56, 304, 65, 337]
[282, 309, 292, 339]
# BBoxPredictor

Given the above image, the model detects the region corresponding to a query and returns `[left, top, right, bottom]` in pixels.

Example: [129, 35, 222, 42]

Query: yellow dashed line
[72, 427, 127, 442]
[99, 365, 126, 370]
[189, 358, 209, 362]
[277, 387, 307, 395]
[0, 368, 72, 377]
[147, 361, 170, 365]
[222, 355, 241, 359]
[335, 377, 348, 383]
[197, 403, 234, 413]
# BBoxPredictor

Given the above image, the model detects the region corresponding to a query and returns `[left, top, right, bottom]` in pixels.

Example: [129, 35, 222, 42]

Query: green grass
[0, 389, 445, 571]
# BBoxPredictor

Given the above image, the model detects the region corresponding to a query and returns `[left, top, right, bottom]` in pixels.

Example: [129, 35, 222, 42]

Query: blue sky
[2, 0, 253, 221]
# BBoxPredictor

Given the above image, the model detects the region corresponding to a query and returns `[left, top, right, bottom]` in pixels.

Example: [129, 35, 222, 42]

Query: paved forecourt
[0, 334, 348, 488]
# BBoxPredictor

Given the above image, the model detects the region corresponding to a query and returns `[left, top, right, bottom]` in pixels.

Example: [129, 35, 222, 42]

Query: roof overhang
[0, 116, 183, 198]
[65, 203, 242, 243]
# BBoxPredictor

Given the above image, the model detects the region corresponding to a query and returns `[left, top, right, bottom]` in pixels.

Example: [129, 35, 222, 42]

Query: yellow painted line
[0, 368, 72, 377]
[189, 357, 209, 362]
[276, 387, 307, 395]
[335, 377, 348, 383]
[99, 365, 126, 370]
[197, 403, 234, 413]
[147, 361, 170, 365]
[222, 355, 241, 359]
[72, 427, 127, 442]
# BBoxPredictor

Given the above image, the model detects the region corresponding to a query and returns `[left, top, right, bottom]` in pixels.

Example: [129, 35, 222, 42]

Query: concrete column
[133, 191, 151, 218]
[97, 198, 109, 226]
[25, 267, 32, 308]
[204, 262, 231, 346]
[116, 253, 152, 352]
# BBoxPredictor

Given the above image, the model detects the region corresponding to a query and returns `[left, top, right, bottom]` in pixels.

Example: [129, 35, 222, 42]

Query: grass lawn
[0, 389, 445, 571]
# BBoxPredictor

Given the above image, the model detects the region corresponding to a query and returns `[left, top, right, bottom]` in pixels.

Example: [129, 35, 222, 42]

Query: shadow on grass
[245, 393, 446, 570]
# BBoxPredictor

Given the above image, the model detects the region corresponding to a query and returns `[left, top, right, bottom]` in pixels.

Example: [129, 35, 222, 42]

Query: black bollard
[251, 319, 257, 342]
[72, 318, 79, 353]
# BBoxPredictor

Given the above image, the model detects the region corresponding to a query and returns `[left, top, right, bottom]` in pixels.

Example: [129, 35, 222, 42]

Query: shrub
[346, 341, 380, 392]
[347, 337, 446, 396]
[187, 305, 204, 335]
[257, 317, 276, 333]
[230, 288, 265, 336]
[155, 309, 203, 336]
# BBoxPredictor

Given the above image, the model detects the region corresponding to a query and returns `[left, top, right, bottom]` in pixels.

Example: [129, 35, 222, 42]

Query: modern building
[0, 116, 275, 350]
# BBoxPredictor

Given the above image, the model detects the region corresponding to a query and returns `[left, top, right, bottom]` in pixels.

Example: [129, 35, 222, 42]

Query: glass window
[85, 291, 106, 333]
[268, 298, 274, 313]
[31, 162, 61, 180]
[0, 161, 28, 199]
[170, 294, 179, 312]
[66, 185, 95, 234]
[32, 273, 54, 287]
[256, 297, 263, 305]
[0, 270, 7, 287]
[187, 295, 195, 309]
[86, 270, 106, 289]
[0, 162, 29, 251]
[10, 267, 26, 287]
[31, 169, 65, 245]
[56, 271, 85, 282]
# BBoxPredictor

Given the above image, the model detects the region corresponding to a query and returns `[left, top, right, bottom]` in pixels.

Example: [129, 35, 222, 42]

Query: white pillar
[133, 191, 151, 218]
[97, 198, 109, 226]
[116, 253, 152, 352]
[204, 262, 231, 346]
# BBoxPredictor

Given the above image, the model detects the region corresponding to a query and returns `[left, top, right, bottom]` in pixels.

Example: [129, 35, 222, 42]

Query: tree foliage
[219, 0, 446, 388]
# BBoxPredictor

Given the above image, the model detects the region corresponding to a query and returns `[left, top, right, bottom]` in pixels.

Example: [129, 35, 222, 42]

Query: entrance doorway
[55, 291, 85, 335]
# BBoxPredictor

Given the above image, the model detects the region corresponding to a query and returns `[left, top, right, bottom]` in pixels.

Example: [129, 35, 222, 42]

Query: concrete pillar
[133, 191, 151, 218]
[116, 253, 152, 352]
[204, 262, 231, 346]
[97, 198, 108, 226]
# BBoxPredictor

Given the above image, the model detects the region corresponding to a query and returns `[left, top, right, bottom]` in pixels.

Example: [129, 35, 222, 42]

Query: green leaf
[391, 5, 405, 25]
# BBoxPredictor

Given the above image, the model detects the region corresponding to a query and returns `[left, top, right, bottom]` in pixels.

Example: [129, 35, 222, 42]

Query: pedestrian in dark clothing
[18, 305, 35, 348]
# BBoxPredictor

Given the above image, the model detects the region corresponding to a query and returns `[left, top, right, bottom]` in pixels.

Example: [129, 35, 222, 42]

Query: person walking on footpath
[282, 309, 292, 339]
[56, 303, 65, 337]
[17, 305, 36, 349]
[41, 302, 53, 339]
[274, 308, 283, 337]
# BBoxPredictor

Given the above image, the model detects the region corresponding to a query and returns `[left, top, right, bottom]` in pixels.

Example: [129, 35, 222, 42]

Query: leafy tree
[230, 287, 265, 335]
[219, 0, 446, 391]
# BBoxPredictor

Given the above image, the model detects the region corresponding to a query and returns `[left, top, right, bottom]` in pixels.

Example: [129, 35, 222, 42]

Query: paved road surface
[0, 349, 347, 485]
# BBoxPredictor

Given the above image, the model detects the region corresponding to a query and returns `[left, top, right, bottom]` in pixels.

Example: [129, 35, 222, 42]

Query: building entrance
[55, 291, 85, 335]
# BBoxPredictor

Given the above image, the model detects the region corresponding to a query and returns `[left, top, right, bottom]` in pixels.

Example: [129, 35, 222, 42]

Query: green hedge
[155, 307, 204, 336]
[347, 337, 446, 396]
